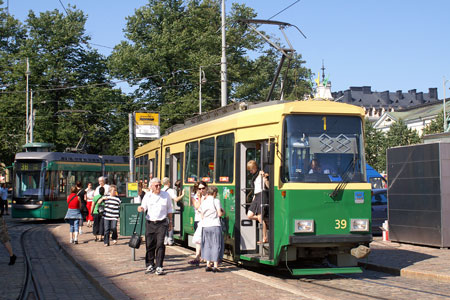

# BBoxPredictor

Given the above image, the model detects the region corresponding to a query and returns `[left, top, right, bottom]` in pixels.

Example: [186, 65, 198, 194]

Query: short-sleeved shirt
[192, 193, 202, 222]
[199, 195, 222, 228]
[94, 184, 110, 196]
[140, 190, 173, 222]
[0, 188, 8, 200]
[103, 196, 121, 220]
[92, 194, 103, 214]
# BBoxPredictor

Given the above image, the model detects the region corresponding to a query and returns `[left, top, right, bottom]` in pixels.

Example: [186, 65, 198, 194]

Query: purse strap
[68, 194, 77, 205]
[133, 212, 144, 235]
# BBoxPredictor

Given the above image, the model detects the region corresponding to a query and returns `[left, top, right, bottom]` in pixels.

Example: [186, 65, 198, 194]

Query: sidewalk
[359, 237, 450, 283]
[49, 224, 309, 300]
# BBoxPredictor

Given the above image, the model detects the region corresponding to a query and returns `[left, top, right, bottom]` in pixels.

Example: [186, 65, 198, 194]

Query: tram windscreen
[282, 115, 365, 183]
[14, 162, 45, 198]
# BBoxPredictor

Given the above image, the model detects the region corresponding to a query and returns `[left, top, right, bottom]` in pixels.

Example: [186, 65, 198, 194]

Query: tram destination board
[16, 162, 41, 171]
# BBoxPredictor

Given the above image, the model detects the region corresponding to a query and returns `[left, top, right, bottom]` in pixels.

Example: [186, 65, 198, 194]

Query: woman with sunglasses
[189, 181, 207, 266]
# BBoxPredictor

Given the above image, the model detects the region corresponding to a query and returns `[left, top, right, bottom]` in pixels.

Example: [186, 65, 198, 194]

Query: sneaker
[112, 240, 117, 245]
[155, 267, 164, 275]
[8, 254, 17, 265]
[74, 240, 78, 245]
[70, 238, 74, 244]
[104, 243, 109, 247]
[145, 265, 155, 274]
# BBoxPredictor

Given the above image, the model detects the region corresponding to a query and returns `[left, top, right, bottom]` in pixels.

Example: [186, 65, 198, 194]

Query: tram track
[18, 227, 44, 300]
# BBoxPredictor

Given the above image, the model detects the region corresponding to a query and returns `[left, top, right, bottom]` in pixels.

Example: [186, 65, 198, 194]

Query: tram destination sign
[135, 112, 160, 139]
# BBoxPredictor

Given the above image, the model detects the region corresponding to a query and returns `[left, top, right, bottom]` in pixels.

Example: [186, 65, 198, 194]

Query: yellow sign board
[135, 112, 160, 139]
[127, 182, 139, 197]
[135, 112, 159, 126]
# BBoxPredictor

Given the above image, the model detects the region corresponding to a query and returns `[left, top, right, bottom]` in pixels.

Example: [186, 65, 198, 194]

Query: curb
[49, 226, 130, 300]
[359, 262, 450, 283]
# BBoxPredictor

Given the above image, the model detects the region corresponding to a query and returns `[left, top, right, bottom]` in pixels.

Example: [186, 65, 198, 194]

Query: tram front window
[14, 162, 44, 198]
[282, 115, 365, 183]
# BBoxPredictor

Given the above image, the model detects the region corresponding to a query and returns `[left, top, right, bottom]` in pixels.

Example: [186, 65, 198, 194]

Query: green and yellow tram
[12, 148, 129, 219]
[135, 100, 372, 275]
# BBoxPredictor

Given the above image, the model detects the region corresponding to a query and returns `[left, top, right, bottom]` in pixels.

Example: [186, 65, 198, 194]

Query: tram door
[169, 153, 183, 235]
[238, 142, 258, 252]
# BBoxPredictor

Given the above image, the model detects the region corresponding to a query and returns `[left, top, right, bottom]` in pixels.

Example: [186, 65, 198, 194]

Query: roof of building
[332, 86, 439, 109]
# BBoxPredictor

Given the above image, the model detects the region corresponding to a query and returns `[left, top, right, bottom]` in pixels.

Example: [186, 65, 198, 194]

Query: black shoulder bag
[128, 212, 144, 249]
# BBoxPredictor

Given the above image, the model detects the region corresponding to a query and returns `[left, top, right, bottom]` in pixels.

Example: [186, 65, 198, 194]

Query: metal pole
[220, 0, 227, 107]
[25, 58, 30, 144]
[199, 66, 202, 115]
[129, 113, 136, 261]
[444, 77, 447, 131]
[30, 90, 33, 143]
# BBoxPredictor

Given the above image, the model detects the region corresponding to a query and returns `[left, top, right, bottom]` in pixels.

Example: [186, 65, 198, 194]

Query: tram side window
[216, 133, 234, 183]
[155, 151, 159, 178]
[199, 138, 215, 183]
[185, 141, 199, 183]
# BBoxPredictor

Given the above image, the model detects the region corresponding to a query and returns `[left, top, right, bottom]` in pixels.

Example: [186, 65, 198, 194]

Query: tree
[364, 119, 386, 172]
[0, 5, 133, 166]
[108, 0, 311, 131]
[386, 119, 421, 149]
[423, 110, 444, 135]
[0, 1, 28, 165]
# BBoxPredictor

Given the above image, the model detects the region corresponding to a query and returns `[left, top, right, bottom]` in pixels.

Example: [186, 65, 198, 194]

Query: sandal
[188, 259, 200, 266]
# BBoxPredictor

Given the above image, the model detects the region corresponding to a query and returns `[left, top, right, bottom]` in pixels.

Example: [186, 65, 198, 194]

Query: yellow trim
[280, 182, 371, 190]
[54, 162, 99, 166]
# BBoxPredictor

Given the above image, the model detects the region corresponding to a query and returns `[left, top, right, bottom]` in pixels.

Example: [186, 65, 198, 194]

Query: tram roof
[15, 152, 128, 164]
[135, 99, 365, 156]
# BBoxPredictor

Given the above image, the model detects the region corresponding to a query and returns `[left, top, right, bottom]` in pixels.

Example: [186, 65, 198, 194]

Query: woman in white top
[85, 182, 95, 227]
[189, 181, 207, 266]
[200, 186, 224, 272]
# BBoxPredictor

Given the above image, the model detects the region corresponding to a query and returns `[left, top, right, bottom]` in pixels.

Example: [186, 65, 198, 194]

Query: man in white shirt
[138, 178, 173, 275]
[94, 176, 110, 196]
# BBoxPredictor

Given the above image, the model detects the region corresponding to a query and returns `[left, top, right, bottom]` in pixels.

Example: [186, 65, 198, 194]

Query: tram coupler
[351, 245, 371, 259]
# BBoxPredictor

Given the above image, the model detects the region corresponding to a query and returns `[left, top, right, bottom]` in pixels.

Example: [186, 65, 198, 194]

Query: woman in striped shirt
[97, 185, 121, 246]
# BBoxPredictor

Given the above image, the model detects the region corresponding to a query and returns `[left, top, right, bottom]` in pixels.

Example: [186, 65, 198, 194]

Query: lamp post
[199, 66, 206, 115]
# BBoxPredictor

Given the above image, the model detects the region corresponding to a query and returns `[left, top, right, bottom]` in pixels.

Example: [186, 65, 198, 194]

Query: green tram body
[136, 100, 372, 275]
[12, 152, 129, 220]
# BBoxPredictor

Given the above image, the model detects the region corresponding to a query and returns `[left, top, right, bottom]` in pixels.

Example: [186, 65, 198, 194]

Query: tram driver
[246, 160, 269, 244]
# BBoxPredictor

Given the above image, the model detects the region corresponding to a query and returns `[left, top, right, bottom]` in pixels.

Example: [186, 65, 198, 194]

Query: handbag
[97, 204, 105, 215]
[128, 212, 144, 249]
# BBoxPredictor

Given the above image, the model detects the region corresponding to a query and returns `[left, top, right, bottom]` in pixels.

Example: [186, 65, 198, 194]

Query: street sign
[126, 182, 138, 197]
[135, 112, 160, 139]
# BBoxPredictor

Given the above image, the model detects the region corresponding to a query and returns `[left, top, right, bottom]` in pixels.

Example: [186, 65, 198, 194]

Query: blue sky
[6, 0, 450, 99]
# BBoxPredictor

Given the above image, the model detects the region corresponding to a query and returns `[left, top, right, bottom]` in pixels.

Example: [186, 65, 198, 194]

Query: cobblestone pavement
[360, 237, 450, 283]
[5, 214, 450, 300]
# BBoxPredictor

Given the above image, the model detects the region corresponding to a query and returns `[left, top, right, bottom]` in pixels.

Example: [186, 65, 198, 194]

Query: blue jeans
[68, 219, 80, 233]
[104, 219, 118, 245]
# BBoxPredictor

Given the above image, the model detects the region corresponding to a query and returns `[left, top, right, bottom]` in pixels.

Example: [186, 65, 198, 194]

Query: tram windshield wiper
[329, 156, 357, 199]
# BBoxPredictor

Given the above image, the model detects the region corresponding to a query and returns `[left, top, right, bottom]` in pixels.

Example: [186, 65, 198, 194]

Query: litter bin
[120, 203, 146, 236]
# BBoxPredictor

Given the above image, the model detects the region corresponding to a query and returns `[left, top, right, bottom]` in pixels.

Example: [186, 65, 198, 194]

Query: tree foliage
[109, 0, 311, 131]
[423, 110, 444, 135]
[386, 119, 421, 149]
[364, 119, 386, 173]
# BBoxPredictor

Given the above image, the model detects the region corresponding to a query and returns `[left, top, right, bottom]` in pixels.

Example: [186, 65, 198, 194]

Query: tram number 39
[334, 219, 347, 229]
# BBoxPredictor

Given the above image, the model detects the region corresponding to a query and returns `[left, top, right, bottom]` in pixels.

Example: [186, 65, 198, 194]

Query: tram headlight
[350, 219, 369, 232]
[294, 219, 314, 233]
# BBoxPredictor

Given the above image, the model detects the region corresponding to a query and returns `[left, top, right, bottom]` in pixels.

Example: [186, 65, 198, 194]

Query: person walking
[138, 178, 173, 275]
[97, 185, 121, 246]
[200, 186, 224, 272]
[85, 182, 95, 227]
[64, 186, 82, 244]
[0, 215, 16, 265]
[0, 184, 8, 216]
[161, 177, 184, 246]
[91, 187, 105, 242]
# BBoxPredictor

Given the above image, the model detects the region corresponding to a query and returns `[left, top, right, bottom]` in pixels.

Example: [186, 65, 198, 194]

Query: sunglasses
[198, 187, 206, 190]
[154, 184, 162, 187]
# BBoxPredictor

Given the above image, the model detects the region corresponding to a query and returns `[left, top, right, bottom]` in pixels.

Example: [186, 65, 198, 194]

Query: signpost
[135, 112, 160, 139]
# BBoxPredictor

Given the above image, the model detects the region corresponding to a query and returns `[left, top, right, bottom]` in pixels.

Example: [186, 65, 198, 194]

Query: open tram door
[237, 141, 274, 259]
[168, 151, 183, 238]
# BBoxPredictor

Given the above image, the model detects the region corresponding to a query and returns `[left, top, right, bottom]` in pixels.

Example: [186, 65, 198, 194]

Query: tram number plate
[334, 219, 347, 229]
